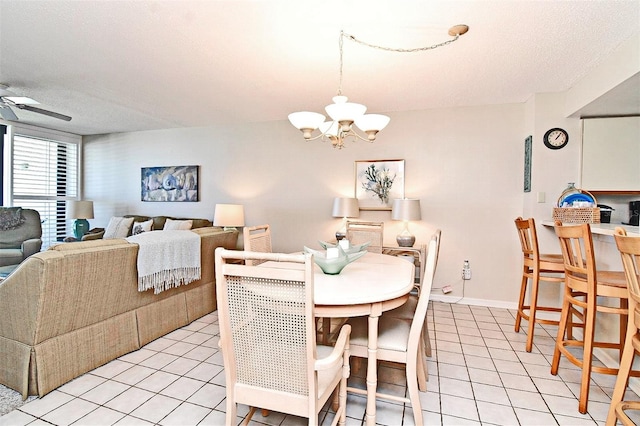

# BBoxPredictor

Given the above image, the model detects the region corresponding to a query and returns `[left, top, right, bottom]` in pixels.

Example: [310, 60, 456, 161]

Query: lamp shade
[332, 197, 360, 218]
[67, 200, 94, 219]
[325, 96, 366, 122]
[354, 114, 391, 132]
[213, 204, 245, 227]
[288, 111, 326, 130]
[391, 198, 421, 221]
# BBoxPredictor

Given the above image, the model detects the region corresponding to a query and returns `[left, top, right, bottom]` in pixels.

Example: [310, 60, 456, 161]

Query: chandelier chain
[337, 29, 462, 96]
[343, 31, 461, 53]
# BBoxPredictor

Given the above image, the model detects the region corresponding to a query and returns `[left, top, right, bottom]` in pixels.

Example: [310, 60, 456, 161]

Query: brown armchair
[0, 208, 42, 267]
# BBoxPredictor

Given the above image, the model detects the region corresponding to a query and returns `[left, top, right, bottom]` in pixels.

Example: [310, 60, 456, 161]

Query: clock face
[543, 128, 568, 149]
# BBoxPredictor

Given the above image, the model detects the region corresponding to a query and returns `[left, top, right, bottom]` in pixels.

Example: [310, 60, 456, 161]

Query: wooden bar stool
[514, 217, 566, 352]
[606, 228, 640, 426]
[551, 222, 630, 414]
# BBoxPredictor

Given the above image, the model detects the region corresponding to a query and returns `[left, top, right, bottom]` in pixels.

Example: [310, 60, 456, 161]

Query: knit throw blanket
[127, 230, 201, 294]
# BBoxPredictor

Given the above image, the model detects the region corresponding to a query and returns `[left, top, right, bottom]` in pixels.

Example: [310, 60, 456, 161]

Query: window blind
[11, 134, 79, 248]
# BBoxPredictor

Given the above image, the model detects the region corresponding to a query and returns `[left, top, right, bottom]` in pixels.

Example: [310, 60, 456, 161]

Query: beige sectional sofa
[0, 227, 238, 399]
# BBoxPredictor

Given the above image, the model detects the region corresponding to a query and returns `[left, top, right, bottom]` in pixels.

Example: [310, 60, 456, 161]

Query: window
[3, 124, 81, 248]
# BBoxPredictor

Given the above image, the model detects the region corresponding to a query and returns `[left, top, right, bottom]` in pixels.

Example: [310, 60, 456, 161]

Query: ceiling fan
[0, 83, 72, 122]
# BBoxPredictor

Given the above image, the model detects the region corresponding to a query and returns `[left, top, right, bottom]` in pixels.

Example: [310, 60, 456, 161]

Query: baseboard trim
[429, 293, 518, 310]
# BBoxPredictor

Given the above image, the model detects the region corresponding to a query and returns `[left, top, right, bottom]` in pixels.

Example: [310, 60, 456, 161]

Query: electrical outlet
[462, 260, 471, 280]
[463, 268, 472, 280]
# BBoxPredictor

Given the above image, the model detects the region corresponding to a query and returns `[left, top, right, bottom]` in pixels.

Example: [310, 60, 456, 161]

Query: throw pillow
[132, 219, 153, 235]
[104, 216, 135, 239]
[163, 218, 193, 230]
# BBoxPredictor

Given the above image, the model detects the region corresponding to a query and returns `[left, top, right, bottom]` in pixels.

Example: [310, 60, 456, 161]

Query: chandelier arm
[341, 32, 461, 53]
[342, 128, 375, 143]
[305, 131, 329, 142]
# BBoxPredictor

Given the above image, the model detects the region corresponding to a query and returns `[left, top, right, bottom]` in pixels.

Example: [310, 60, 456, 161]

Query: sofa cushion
[163, 218, 193, 230]
[104, 217, 135, 239]
[132, 220, 153, 235]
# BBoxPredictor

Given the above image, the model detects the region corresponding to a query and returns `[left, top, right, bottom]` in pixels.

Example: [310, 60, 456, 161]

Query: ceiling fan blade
[0, 104, 19, 121]
[15, 104, 72, 121]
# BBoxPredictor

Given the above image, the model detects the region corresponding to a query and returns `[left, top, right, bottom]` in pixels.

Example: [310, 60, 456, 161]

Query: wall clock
[543, 128, 569, 150]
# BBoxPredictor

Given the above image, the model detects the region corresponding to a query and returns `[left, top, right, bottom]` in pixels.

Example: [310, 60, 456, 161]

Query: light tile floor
[2, 301, 640, 425]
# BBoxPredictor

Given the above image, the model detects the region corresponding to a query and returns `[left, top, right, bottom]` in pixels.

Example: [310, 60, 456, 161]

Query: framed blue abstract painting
[141, 165, 199, 202]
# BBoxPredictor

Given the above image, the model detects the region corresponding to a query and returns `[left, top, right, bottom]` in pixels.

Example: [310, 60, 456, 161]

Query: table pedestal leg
[365, 311, 380, 426]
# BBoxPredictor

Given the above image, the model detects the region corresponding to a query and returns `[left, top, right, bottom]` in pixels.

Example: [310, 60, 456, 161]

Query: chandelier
[288, 25, 469, 149]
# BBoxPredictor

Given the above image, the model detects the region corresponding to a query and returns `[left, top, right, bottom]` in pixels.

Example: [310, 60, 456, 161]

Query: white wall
[84, 102, 528, 306]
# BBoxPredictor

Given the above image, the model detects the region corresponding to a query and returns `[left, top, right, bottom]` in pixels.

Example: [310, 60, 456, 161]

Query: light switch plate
[537, 192, 546, 203]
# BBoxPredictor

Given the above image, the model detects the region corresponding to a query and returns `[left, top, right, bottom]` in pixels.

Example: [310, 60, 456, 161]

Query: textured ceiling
[0, 0, 639, 136]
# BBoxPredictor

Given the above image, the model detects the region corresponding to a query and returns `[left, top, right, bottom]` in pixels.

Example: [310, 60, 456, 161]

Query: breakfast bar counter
[541, 221, 640, 236]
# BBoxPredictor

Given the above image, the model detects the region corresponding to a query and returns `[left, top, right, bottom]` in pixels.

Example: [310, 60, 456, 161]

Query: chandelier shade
[325, 95, 367, 123]
[355, 114, 391, 133]
[287, 111, 326, 137]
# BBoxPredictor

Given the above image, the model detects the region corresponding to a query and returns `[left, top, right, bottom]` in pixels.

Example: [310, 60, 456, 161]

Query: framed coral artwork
[354, 159, 405, 210]
[141, 165, 199, 202]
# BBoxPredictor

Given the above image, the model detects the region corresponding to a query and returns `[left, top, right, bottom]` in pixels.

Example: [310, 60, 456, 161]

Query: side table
[382, 244, 427, 289]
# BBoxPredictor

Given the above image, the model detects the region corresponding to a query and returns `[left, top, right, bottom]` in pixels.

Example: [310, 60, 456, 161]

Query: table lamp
[214, 204, 245, 231]
[67, 200, 94, 239]
[391, 198, 421, 247]
[332, 197, 359, 240]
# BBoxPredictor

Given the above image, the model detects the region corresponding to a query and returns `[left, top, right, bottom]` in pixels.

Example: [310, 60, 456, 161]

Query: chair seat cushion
[348, 316, 410, 352]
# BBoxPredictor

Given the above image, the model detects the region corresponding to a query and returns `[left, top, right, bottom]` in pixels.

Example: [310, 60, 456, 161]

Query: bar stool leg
[526, 273, 542, 352]
[606, 319, 637, 425]
[551, 285, 572, 375]
[578, 293, 597, 414]
[515, 269, 528, 333]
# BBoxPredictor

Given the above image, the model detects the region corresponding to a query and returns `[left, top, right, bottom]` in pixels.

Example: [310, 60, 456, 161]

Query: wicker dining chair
[345, 221, 383, 254]
[242, 224, 272, 265]
[385, 229, 442, 390]
[345, 232, 439, 425]
[215, 248, 351, 425]
[606, 228, 640, 425]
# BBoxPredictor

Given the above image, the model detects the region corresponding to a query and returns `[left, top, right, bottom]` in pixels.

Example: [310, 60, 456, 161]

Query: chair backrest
[345, 220, 383, 253]
[242, 224, 272, 266]
[408, 231, 440, 356]
[432, 229, 442, 271]
[215, 248, 319, 411]
[515, 216, 540, 263]
[614, 228, 640, 323]
[554, 221, 597, 294]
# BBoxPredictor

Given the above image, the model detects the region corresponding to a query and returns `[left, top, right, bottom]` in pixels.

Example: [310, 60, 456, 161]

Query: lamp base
[396, 234, 415, 247]
[73, 219, 90, 240]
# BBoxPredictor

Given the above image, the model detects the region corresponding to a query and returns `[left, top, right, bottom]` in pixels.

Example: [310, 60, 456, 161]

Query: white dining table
[313, 252, 415, 426]
[260, 251, 415, 424]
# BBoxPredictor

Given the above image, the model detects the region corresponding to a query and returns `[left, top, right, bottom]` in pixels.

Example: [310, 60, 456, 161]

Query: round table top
[313, 252, 415, 306]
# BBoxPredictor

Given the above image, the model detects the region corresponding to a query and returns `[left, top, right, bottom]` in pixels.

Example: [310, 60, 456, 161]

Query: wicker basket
[553, 187, 599, 223]
[552, 207, 601, 224]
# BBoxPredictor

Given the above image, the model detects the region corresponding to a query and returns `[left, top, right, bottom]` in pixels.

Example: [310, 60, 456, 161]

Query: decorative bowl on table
[318, 240, 371, 255]
[303, 245, 368, 275]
